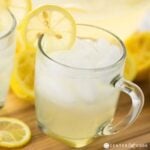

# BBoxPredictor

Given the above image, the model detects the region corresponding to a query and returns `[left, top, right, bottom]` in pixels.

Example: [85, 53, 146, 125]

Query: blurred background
[33, 0, 150, 39]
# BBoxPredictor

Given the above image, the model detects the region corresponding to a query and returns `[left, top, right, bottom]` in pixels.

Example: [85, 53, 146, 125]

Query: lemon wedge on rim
[19, 5, 76, 50]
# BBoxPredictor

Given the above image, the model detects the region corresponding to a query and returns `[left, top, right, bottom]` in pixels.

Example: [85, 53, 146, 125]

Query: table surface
[0, 80, 150, 150]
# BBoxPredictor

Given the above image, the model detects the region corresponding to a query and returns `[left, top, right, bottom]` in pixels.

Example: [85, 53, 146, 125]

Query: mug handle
[102, 76, 144, 135]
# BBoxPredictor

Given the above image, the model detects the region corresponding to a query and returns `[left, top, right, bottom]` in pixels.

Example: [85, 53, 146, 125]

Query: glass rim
[0, 9, 16, 40]
[38, 24, 126, 71]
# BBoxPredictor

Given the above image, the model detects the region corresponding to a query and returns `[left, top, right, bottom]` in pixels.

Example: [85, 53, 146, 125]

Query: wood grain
[0, 80, 149, 150]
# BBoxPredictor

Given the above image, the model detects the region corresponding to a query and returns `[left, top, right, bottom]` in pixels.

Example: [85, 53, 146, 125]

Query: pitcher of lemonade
[33, 0, 150, 39]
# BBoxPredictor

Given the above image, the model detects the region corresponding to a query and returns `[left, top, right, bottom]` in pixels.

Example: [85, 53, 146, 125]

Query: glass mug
[35, 24, 144, 148]
[0, 9, 16, 107]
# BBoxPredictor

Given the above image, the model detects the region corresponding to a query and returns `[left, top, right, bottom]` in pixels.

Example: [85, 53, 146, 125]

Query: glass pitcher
[33, 0, 150, 39]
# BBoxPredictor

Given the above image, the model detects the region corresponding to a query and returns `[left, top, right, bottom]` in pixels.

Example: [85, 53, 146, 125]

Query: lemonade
[0, 41, 15, 106]
[0, 9, 16, 106]
[35, 34, 123, 147]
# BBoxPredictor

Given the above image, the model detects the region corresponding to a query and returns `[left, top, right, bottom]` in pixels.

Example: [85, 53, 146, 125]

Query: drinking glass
[35, 24, 144, 148]
[0, 9, 16, 107]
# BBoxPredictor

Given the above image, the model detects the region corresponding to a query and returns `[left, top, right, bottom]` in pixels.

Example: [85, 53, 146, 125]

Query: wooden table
[0, 80, 150, 150]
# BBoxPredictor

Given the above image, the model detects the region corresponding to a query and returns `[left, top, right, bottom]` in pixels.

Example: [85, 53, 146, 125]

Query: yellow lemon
[11, 46, 35, 100]
[124, 52, 137, 81]
[125, 32, 150, 81]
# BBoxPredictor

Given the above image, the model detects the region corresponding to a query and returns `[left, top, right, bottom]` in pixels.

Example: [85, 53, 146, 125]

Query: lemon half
[125, 32, 150, 81]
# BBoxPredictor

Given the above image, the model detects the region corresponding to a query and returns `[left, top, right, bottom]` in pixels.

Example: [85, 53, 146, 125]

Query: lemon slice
[0, 0, 32, 24]
[19, 5, 76, 50]
[125, 32, 150, 81]
[11, 5, 76, 100]
[0, 117, 31, 148]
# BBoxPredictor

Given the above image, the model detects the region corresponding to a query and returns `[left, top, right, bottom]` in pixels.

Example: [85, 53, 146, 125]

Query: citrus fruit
[0, 0, 32, 24]
[11, 47, 35, 100]
[124, 53, 137, 81]
[0, 117, 31, 148]
[19, 5, 76, 50]
[10, 33, 33, 101]
[11, 5, 76, 100]
[125, 32, 150, 81]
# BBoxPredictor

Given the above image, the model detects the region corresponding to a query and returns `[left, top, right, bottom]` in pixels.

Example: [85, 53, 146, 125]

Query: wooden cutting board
[0, 81, 150, 150]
